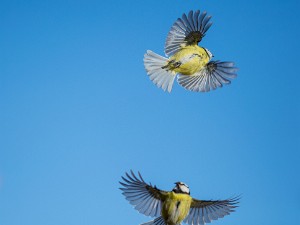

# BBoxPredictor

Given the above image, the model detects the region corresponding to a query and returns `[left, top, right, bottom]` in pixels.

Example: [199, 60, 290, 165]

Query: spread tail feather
[143, 50, 176, 93]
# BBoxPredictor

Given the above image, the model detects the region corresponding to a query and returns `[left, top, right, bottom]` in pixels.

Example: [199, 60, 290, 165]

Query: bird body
[161, 192, 192, 225]
[144, 10, 238, 93]
[164, 45, 210, 75]
[120, 171, 239, 225]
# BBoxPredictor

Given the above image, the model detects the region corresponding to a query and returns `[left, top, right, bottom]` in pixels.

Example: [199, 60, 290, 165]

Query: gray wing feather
[120, 170, 166, 218]
[177, 61, 238, 92]
[165, 10, 213, 56]
[141, 217, 166, 225]
[183, 196, 240, 225]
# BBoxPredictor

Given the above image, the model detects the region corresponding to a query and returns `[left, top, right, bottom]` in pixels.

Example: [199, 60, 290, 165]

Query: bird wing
[183, 196, 240, 225]
[119, 171, 168, 217]
[177, 61, 238, 92]
[165, 10, 213, 57]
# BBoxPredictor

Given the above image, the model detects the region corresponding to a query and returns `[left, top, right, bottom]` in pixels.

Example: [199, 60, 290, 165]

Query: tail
[143, 50, 176, 93]
[140, 217, 166, 225]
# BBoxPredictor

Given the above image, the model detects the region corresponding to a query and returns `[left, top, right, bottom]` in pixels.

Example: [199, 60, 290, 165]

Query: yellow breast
[161, 192, 192, 225]
[170, 45, 210, 75]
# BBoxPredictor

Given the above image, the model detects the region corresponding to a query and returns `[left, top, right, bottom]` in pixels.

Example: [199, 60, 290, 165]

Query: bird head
[172, 182, 190, 195]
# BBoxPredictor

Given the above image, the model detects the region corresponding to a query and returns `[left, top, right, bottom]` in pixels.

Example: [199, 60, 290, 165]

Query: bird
[119, 171, 240, 225]
[143, 10, 238, 93]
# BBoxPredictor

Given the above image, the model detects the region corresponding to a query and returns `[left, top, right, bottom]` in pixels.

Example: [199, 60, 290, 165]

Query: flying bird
[120, 171, 240, 225]
[143, 10, 238, 93]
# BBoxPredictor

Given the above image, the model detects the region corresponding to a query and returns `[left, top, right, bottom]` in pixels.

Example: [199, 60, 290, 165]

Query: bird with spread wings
[120, 171, 240, 225]
[144, 10, 238, 93]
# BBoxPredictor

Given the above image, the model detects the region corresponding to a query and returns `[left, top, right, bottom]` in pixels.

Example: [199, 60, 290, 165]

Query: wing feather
[119, 170, 168, 218]
[165, 10, 213, 56]
[177, 61, 238, 92]
[184, 196, 240, 225]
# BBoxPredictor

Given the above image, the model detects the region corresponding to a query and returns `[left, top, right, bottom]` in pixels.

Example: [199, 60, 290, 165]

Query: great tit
[120, 171, 239, 225]
[144, 10, 238, 93]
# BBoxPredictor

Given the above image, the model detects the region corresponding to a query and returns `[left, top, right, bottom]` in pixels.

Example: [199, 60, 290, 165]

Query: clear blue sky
[0, 0, 299, 225]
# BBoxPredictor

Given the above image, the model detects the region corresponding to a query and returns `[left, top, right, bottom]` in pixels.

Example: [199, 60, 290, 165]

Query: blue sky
[0, 0, 299, 225]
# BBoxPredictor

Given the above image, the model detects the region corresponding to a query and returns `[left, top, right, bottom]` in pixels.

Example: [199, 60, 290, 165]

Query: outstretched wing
[165, 10, 213, 56]
[177, 61, 238, 92]
[184, 196, 240, 225]
[119, 171, 168, 217]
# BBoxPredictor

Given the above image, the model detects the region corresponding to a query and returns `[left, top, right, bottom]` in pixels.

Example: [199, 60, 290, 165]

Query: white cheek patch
[179, 184, 190, 194]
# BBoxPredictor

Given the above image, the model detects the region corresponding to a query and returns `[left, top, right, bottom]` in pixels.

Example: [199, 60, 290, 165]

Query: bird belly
[161, 193, 192, 225]
[170, 46, 210, 75]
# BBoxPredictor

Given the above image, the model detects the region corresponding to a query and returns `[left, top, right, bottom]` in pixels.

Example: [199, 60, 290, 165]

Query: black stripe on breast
[176, 201, 181, 209]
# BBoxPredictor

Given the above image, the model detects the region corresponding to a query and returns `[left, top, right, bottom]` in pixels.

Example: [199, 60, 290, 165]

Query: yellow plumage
[162, 192, 192, 225]
[166, 46, 210, 75]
